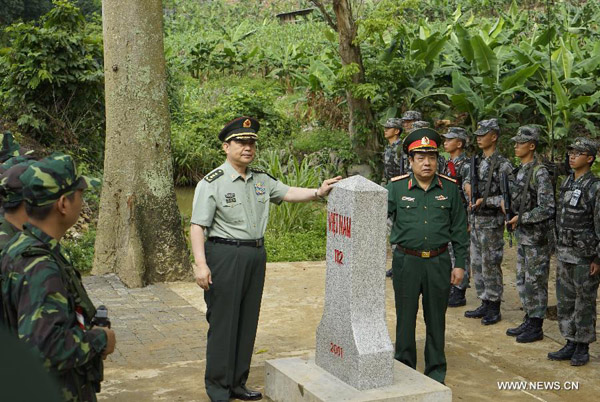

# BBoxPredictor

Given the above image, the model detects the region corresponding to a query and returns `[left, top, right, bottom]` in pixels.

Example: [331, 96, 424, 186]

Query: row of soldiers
[0, 132, 115, 401]
[382, 113, 600, 367]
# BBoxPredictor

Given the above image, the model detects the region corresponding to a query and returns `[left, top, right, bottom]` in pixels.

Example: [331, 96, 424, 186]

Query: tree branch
[310, 0, 338, 31]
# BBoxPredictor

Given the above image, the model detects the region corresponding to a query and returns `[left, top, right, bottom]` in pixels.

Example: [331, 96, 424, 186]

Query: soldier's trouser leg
[393, 250, 450, 384]
[556, 259, 600, 344]
[479, 226, 504, 302]
[516, 243, 550, 319]
[203, 242, 267, 401]
[470, 229, 485, 298]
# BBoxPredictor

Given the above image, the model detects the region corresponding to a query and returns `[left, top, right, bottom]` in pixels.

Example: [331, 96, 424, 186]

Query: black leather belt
[208, 237, 264, 248]
[396, 244, 448, 259]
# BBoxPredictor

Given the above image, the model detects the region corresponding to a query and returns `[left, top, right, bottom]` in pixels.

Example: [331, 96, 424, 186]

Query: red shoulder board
[391, 174, 410, 182]
[438, 174, 457, 183]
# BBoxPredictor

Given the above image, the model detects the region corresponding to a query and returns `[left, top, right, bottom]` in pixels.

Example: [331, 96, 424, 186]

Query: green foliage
[265, 225, 326, 262]
[0, 0, 104, 165]
[64, 226, 96, 274]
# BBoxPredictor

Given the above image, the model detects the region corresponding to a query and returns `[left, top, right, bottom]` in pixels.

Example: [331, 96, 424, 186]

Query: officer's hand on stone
[450, 268, 464, 286]
[194, 262, 213, 290]
[318, 176, 343, 197]
[507, 215, 518, 230]
[95, 326, 116, 360]
[590, 260, 600, 276]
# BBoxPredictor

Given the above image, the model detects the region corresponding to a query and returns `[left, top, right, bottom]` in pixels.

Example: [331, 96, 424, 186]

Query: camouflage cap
[0, 154, 36, 175]
[411, 120, 430, 130]
[401, 110, 422, 121]
[511, 125, 540, 143]
[382, 118, 403, 129]
[20, 152, 101, 207]
[0, 132, 22, 163]
[474, 119, 500, 136]
[0, 160, 37, 208]
[568, 137, 598, 155]
[442, 127, 469, 141]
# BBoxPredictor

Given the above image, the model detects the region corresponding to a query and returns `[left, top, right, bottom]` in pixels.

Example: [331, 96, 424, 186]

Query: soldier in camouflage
[382, 118, 404, 183]
[548, 138, 600, 366]
[0, 131, 33, 163]
[504, 126, 555, 343]
[442, 127, 471, 307]
[0, 153, 116, 401]
[463, 119, 513, 325]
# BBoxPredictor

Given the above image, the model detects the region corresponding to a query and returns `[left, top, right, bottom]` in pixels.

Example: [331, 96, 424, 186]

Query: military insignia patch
[255, 182, 266, 195]
[204, 169, 224, 183]
[243, 119, 252, 128]
[401, 196, 415, 202]
[421, 137, 430, 145]
[435, 195, 448, 201]
[225, 193, 236, 203]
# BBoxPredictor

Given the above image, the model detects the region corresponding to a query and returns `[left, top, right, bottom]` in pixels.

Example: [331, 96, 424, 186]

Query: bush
[0, 0, 104, 166]
[63, 225, 96, 274]
[265, 226, 327, 262]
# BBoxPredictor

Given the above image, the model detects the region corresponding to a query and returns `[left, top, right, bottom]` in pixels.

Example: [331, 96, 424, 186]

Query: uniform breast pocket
[433, 201, 451, 219]
[397, 201, 419, 223]
[220, 201, 245, 223]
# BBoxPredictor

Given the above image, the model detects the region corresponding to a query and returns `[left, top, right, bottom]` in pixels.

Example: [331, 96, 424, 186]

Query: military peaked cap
[218, 116, 260, 142]
[403, 128, 442, 153]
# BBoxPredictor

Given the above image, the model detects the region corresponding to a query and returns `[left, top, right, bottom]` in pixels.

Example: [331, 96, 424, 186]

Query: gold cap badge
[243, 119, 252, 128]
[421, 137, 430, 145]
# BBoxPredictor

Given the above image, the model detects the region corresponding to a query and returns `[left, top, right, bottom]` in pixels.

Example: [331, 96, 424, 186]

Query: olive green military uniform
[388, 172, 468, 383]
[192, 160, 289, 401]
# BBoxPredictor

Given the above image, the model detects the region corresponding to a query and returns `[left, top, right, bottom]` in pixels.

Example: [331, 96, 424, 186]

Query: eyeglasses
[567, 150, 589, 157]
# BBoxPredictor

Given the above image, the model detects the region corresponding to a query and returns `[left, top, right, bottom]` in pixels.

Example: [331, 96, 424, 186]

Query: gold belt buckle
[421, 251, 431, 258]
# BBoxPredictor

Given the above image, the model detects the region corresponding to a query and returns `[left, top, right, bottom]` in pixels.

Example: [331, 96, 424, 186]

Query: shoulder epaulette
[438, 174, 457, 183]
[204, 169, 224, 183]
[391, 174, 410, 182]
[250, 167, 277, 181]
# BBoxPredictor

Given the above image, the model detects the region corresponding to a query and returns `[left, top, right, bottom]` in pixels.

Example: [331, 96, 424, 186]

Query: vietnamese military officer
[387, 128, 468, 384]
[190, 116, 341, 402]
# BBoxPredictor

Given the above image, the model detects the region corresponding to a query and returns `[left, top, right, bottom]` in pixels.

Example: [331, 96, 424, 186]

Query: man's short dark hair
[2, 201, 22, 213]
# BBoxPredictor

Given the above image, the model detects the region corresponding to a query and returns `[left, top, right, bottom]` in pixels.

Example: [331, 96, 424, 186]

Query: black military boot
[548, 340, 576, 361]
[516, 317, 543, 343]
[506, 315, 529, 336]
[465, 300, 487, 318]
[481, 300, 501, 325]
[448, 286, 466, 307]
[570, 343, 590, 366]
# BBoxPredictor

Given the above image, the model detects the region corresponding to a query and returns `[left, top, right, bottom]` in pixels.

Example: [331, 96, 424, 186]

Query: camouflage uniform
[0, 160, 36, 250]
[555, 140, 600, 345]
[0, 132, 33, 163]
[0, 153, 105, 401]
[464, 120, 513, 310]
[442, 128, 471, 293]
[384, 139, 404, 181]
[509, 128, 555, 320]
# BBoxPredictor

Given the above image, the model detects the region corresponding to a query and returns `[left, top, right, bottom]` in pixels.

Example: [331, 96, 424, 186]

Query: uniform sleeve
[191, 179, 216, 226]
[594, 183, 600, 263]
[17, 257, 107, 372]
[449, 183, 468, 269]
[267, 176, 290, 205]
[387, 182, 396, 220]
[520, 167, 556, 224]
[485, 158, 514, 208]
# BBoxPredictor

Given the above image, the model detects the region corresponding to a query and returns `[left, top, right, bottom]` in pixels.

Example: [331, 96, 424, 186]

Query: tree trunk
[95, 0, 191, 287]
[331, 0, 380, 163]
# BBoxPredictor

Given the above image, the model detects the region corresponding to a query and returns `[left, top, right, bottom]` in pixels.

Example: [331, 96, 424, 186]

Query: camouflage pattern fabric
[554, 170, 600, 344]
[0, 154, 36, 175]
[470, 225, 504, 302]
[0, 160, 36, 208]
[516, 243, 550, 318]
[0, 132, 33, 163]
[555, 171, 600, 264]
[446, 152, 470, 289]
[21, 152, 100, 206]
[383, 138, 403, 181]
[0, 214, 19, 252]
[0, 223, 107, 401]
[556, 260, 600, 343]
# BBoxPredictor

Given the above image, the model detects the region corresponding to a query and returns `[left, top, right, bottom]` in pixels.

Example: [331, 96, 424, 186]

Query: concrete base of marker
[265, 356, 451, 402]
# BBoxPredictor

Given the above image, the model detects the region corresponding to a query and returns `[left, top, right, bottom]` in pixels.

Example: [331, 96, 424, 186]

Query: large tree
[311, 0, 380, 165]
[94, 0, 191, 287]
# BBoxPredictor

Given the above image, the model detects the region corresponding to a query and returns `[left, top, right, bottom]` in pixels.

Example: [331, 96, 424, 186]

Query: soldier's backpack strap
[250, 167, 278, 181]
[204, 169, 224, 183]
[517, 161, 537, 225]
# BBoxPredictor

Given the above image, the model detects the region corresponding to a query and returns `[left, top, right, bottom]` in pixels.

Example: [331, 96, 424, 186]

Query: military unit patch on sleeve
[391, 174, 410, 182]
[438, 174, 457, 183]
[204, 169, 224, 183]
[250, 167, 277, 181]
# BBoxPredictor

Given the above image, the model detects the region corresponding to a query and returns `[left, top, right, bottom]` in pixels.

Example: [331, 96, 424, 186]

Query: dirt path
[91, 248, 599, 402]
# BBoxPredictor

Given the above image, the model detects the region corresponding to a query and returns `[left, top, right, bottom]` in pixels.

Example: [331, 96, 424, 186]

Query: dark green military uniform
[191, 117, 290, 401]
[387, 128, 468, 384]
[0, 153, 105, 401]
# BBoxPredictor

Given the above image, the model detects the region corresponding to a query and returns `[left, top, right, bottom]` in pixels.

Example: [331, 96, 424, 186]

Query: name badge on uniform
[225, 193, 236, 203]
[570, 189, 581, 206]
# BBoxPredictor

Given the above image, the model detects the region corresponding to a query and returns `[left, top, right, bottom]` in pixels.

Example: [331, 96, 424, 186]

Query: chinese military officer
[190, 116, 341, 402]
[387, 128, 468, 384]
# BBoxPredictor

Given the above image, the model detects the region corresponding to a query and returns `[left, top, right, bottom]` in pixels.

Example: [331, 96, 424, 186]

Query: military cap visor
[219, 117, 260, 142]
[567, 138, 598, 155]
